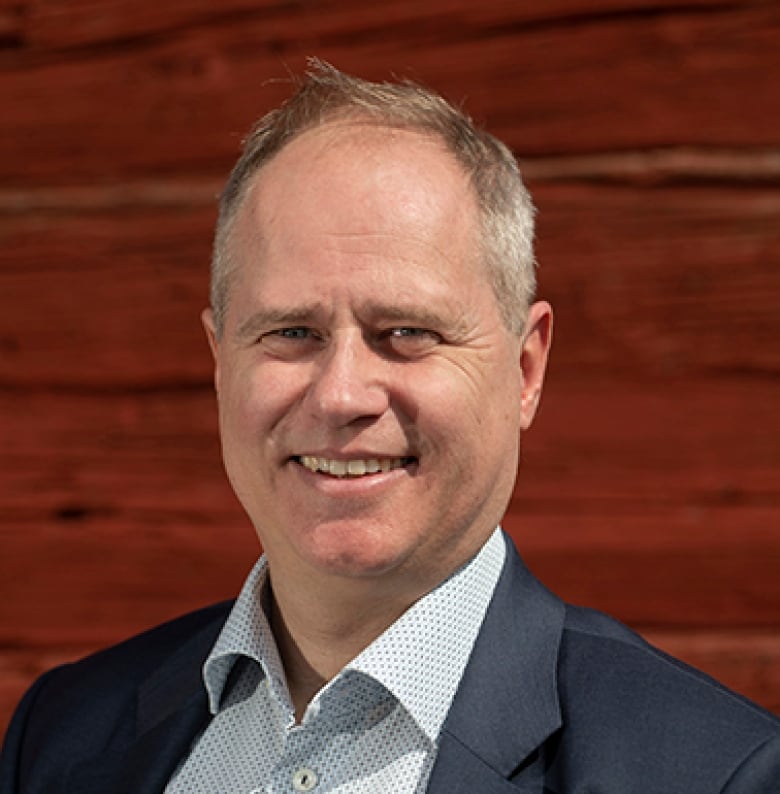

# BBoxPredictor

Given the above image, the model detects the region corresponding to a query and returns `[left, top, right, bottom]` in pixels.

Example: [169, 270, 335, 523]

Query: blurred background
[1, 0, 779, 734]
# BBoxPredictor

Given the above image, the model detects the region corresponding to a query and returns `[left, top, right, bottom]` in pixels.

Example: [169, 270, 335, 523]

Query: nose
[307, 331, 389, 428]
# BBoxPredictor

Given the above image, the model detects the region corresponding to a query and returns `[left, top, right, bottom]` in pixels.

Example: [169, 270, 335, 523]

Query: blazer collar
[61, 540, 563, 793]
[65, 607, 227, 793]
[427, 536, 565, 792]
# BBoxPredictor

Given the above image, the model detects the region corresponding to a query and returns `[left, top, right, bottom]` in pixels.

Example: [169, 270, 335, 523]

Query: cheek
[218, 377, 256, 442]
[219, 364, 298, 435]
[401, 376, 485, 466]
[217, 375, 286, 503]
[427, 356, 520, 431]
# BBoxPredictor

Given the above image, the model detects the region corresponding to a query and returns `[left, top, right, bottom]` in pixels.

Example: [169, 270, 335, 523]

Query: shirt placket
[265, 721, 327, 794]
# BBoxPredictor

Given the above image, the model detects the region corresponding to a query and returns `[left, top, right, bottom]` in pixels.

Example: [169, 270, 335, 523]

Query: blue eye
[390, 327, 441, 340]
[276, 327, 311, 339]
[391, 328, 426, 337]
[258, 327, 323, 358]
[384, 327, 441, 356]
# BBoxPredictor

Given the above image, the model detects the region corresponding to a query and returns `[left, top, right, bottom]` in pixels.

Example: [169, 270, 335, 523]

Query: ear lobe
[201, 307, 220, 391]
[519, 301, 553, 431]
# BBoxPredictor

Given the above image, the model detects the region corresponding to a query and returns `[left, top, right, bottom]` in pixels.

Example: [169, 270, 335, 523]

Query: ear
[519, 301, 553, 431]
[201, 307, 220, 391]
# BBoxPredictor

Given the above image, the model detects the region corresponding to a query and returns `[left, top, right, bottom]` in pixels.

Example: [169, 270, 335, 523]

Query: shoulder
[36, 599, 233, 696]
[559, 603, 777, 728]
[0, 601, 233, 787]
[553, 604, 780, 790]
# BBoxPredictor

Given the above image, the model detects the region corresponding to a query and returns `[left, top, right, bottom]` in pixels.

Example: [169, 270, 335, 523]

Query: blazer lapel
[65, 695, 210, 794]
[58, 544, 563, 793]
[64, 611, 225, 794]
[426, 538, 566, 793]
[427, 735, 548, 794]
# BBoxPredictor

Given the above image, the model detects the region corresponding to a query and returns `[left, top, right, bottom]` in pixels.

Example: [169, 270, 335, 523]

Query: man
[2, 62, 778, 793]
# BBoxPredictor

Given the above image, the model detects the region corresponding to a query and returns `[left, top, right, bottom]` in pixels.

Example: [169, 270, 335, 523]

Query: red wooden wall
[2, 0, 779, 736]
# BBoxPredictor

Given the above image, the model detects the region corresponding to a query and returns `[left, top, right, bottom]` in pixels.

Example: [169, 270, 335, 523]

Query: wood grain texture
[0, 0, 22, 43]
[0, 205, 216, 386]
[1, 0, 778, 739]
[1, 3, 779, 186]
[1, 184, 777, 385]
[22, 0, 747, 49]
[1, 375, 777, 632]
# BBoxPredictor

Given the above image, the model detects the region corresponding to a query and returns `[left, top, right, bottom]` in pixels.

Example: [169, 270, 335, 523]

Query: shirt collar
[202, 528, 507, 740]
[347, 528, 506, 744]
[202, 556, 285, 715]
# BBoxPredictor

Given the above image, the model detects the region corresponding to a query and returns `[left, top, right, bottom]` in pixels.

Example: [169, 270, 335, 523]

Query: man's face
[205, 123, 551, 596]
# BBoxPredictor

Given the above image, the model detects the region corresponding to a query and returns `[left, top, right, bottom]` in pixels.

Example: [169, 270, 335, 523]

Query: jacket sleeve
[722, 732, 780, 793]
[0, 669, 62, 794]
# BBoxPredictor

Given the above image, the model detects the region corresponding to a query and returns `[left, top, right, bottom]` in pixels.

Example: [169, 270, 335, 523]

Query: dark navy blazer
[2, 539, 779, 793]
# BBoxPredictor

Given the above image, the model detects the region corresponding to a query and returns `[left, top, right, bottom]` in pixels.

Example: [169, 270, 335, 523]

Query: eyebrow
[234, 299, 469, 341]
[362, 302, 463, 332]
[235, 305, 324, 341]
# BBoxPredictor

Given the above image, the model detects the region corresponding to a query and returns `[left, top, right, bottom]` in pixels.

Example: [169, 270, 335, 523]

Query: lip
[294, 454, 415, 478]
[289, 454, 417, 495]
[292, 449, 413, 459]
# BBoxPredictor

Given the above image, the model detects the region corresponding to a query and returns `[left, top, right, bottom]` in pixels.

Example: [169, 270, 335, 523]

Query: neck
[267, 570, 425, 721]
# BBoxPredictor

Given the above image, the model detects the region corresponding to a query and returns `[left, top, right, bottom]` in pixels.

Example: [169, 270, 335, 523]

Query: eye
[275, 327, 312, 339]
[258, 327, 324, 358]
[382, 327, 442, 357]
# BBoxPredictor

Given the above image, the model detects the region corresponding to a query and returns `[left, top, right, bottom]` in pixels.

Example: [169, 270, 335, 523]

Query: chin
[301, 522, 415, 580]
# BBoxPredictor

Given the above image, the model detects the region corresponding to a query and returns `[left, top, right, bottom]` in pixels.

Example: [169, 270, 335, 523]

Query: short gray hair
[211, 60, 537, 336]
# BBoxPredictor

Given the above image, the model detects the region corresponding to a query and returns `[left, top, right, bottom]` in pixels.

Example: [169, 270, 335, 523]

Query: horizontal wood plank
[3, 378, 777, 532]
[2, 4, 779, 185]
[0, 205, 216, 386]
[1, 375, 778, 635]
[22, 0, 743, 50]
[0, 0, 22, 43]
[2, 512, 777, 635]
[534, 183, 780, 378]
[1, 183, 777, 386]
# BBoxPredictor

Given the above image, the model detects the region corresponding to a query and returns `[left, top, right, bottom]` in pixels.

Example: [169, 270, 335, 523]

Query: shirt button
[291, 767, 318, 792]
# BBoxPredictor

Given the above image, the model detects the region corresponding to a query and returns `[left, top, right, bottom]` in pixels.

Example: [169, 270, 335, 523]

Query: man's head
[210, 60, 537, 338]
[204, 63, 552, 599]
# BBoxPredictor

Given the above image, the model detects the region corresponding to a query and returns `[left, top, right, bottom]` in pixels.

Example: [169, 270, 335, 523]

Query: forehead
[233, 121, 480, 253]
[219, 121, 508, 337]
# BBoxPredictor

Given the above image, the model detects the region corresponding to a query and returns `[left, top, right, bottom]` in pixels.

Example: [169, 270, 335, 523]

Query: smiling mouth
[294, 455, 415, 478]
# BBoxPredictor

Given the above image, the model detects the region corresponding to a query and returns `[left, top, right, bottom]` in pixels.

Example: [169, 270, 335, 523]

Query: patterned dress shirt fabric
[165, 528, 506, 794]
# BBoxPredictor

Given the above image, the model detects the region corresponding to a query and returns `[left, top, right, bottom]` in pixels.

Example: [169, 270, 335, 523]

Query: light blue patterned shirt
[166, 529, 506, 793]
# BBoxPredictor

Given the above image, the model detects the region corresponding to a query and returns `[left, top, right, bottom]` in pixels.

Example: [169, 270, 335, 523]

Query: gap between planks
[1, 147, 780, 213]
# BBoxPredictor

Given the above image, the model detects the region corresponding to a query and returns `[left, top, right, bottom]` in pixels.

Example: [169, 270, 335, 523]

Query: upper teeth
[298, 456, 406, 477]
